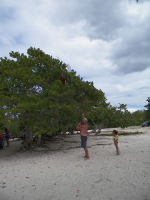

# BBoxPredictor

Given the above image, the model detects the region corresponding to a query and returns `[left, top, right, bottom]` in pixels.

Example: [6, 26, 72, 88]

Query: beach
[0, 126, 150, 200]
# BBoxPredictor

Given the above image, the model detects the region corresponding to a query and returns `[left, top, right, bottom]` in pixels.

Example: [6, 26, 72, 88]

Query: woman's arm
[76, 122, 81, 130]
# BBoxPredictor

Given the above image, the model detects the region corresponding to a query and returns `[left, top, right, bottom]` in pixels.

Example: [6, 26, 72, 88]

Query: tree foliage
[87, 102, 145, 131]
[144, 97, 150, 120]
[0, 47, 105, 135]
[0, 47, 145, 136]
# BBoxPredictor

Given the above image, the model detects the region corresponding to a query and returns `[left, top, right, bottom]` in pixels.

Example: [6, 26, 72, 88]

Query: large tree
[0, 47, 105, 135]
[1, 47, 143, 137]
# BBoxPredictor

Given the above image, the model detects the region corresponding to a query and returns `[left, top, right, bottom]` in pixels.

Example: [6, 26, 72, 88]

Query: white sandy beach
[0, 126, 150, 200]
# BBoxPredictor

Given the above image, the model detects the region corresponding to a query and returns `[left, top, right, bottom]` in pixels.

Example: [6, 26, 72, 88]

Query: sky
[0, 0, 150, 112]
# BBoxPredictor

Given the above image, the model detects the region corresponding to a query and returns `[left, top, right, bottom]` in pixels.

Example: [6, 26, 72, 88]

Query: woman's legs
[84, 148, 90, 159]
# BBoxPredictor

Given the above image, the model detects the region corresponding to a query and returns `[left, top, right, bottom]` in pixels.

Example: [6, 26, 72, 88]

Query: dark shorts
[81, 136, 87, 148]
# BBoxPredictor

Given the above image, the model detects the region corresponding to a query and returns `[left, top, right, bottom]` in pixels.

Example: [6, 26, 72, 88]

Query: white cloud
[127, 108, 144, 113]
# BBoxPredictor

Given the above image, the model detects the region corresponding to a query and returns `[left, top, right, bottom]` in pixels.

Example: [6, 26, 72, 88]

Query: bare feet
[85, 158, 90, 161]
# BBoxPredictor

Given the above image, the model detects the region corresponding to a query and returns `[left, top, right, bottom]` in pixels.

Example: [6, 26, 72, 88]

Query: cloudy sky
[0, 0, 150, 112]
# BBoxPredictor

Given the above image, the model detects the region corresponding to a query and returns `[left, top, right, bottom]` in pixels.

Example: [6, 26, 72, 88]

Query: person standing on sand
[22, 126, 30, 141]
[76, 117, 90, 161]
[113, 130, 120, 155]
[4, 128, 10, 147]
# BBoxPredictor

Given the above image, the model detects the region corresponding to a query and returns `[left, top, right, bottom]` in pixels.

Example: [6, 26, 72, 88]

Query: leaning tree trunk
[92, 121, 107, 136]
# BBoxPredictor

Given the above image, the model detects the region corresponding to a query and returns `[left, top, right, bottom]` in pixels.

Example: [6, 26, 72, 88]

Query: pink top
[80, 124, 88, 136]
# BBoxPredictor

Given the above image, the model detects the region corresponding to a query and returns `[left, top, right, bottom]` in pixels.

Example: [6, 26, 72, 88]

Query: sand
[0, 126, 150, 200]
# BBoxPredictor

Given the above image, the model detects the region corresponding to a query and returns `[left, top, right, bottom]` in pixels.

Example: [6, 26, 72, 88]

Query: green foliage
[0, 47, 106, 135]
[87, 103, 145, 130]
[131, 110, 145, 125]
[91, 103, 132, 129]
[144, 97, 150, 120]
[0, 47, 145, 135]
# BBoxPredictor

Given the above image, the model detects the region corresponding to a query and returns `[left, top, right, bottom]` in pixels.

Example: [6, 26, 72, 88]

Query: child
[5, 128, 10, 147]
[113, 130, 120, 155]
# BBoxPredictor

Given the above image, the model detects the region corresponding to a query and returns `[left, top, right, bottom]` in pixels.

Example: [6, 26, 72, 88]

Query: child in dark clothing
[5, 128, 10, 147]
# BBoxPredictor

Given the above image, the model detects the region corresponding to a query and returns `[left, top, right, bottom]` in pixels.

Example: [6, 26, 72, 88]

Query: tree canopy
[0, 47, 106, 135]
[144, 97, 150, 120]
[0, 47, 145, 136]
